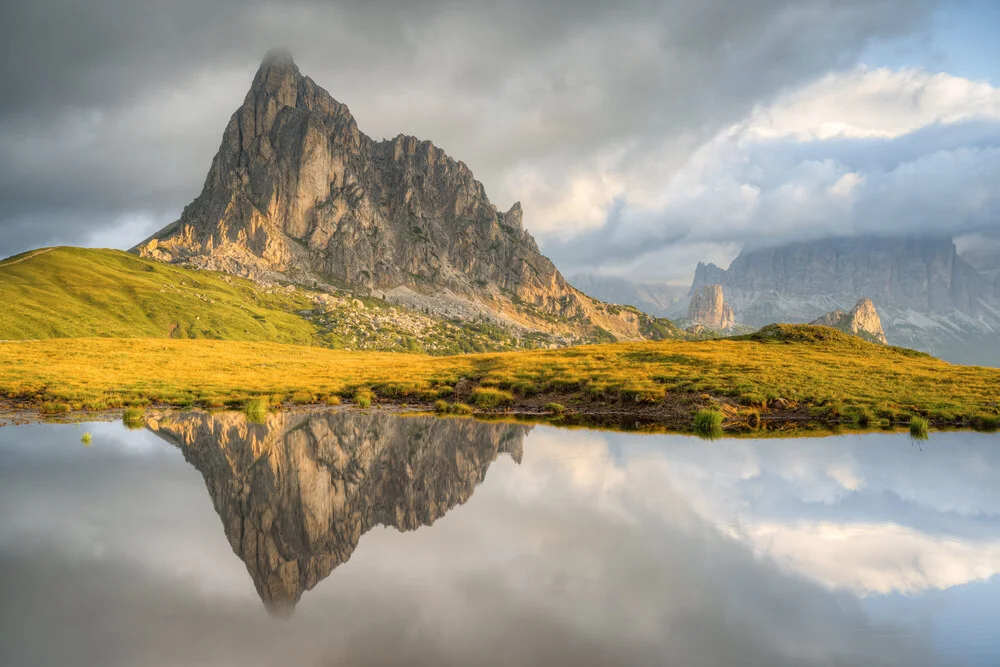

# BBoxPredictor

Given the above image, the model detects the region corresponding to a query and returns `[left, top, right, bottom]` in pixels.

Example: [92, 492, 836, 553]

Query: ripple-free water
[0, 411, 997, 666]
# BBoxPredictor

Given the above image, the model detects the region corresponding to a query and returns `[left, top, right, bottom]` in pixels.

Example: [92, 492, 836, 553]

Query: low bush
[972, 414, 1000, 433]
[471, 387, 514, 409]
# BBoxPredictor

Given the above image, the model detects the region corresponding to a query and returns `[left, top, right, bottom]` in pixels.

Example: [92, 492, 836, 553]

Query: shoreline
[1, 330, 998, 436]
[2, 395, 994, 439]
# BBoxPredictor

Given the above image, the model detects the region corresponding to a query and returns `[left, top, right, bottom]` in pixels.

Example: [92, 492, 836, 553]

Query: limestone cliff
[810, 298, 887, 345]
[686, 284, 735, 330]
[147, 409, 528, 615]
[132, 50, 675, 342]
[679, 236, 1000, 364]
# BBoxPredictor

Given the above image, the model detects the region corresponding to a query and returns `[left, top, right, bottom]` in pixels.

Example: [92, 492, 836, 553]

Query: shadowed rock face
[147, 410, 528, 616]
[132, 51, 666, 341]
[683, 236, 1000, 363]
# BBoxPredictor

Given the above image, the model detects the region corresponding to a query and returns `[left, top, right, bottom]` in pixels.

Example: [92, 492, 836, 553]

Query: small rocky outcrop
[810, 298, 887, 344]
[687, 284, 735, 330]
[146, 410, 528, 616]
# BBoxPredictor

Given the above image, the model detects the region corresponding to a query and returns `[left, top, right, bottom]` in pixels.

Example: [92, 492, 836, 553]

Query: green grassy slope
[0, 247, 319, 343]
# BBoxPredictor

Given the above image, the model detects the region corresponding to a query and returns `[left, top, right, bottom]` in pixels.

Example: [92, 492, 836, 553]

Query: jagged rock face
[692, 236, 988, 315]
[687, 284, 735, 330]
[133, 50, 658, 341]
[810, 298, 887, 344]
[681, 236, 1000, 364]
[147, 409, 527, 616]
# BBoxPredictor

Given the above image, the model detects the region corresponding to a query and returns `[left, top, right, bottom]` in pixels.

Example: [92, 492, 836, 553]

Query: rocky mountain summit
[133, 50, 675, 344]
[686, 284, 736, 330]
[810, 298, 887, 344]
[675, 236, 1000, 364]
[147, 409, 528, 616]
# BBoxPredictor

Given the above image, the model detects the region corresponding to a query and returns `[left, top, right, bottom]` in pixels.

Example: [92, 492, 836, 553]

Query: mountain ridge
[133, 52, 678, 344]
[675, 235, 1000, 365]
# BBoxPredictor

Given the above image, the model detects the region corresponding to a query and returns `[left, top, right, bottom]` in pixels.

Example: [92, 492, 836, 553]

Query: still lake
[0, 410, 997, 666]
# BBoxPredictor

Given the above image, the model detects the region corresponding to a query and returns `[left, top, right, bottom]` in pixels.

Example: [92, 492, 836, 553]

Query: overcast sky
[1, 0, 998, 282]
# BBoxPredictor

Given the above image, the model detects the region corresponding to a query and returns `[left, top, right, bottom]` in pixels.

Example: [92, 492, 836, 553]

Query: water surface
[0, 411, 997, 666]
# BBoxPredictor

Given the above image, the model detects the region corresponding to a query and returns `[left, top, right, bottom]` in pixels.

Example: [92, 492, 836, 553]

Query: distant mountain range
[569, 274, 687, 317]
[666, 236, 1000, 365]
[132, 49, 678, 345]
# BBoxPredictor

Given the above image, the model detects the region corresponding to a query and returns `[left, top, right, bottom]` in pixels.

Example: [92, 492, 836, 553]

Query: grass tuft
[909, 416, 929, 440]
[354, 388, 373, 409]
[244, 397, 269, 424]
[122, 406, 145, 430]
[434, 400, 474, 416]
[545, 402, 566, 416]
[693, 409, 724, 438]
[471, 387, 515, 409]
[40, 402, 71, 415]
[81, 432, 92, 446]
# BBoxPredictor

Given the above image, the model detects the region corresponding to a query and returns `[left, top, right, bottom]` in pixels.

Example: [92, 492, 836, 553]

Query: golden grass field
[1, 325, 997, 429]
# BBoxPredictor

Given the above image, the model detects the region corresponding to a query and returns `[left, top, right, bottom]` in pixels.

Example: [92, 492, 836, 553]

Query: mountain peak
[133, 55, 673, 345]
[261, 47, 296, 69]
[810, 297, 887, 344]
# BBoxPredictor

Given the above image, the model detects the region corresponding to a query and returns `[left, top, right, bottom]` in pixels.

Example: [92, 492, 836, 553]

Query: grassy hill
[0, 247, 546, 353]
[0, 247, 318, 343]
[1, 325, 997, 431]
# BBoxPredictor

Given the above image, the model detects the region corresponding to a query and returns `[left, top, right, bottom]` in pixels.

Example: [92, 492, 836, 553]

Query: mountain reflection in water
[0, 414, 998, 666]
[147, 410, 528, 615]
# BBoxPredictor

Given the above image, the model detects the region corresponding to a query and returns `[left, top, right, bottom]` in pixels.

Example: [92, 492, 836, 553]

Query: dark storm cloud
[0, 0, 938, 258]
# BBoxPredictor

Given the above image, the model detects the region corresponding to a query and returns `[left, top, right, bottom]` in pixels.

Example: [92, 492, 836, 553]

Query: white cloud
[741, 522, 1000, 595]
[743, 67, 1000, 141]
[541, 66, 1000, 280]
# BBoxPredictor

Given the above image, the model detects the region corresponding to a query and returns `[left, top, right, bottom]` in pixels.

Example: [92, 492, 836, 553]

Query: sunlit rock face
[810, 298, 887, 344]
[686, 284, 735, 330]
[132, 50, 663, 341]
[147, 410, 527, 615]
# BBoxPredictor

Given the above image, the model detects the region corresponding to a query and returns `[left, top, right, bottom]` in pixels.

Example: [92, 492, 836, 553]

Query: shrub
[354, 388, 373, 409]
[545, 402, 566, 416]
[851, 407, 875, 428]
[909, 416, 929, 440]
[123, 406, 145, 430]
[693, 409, 724, 438]
[435, 400, 475, 416]
[471, 387, 514, 409]
[972, 414, 1000, 433]
[245, 398, 269, 424]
